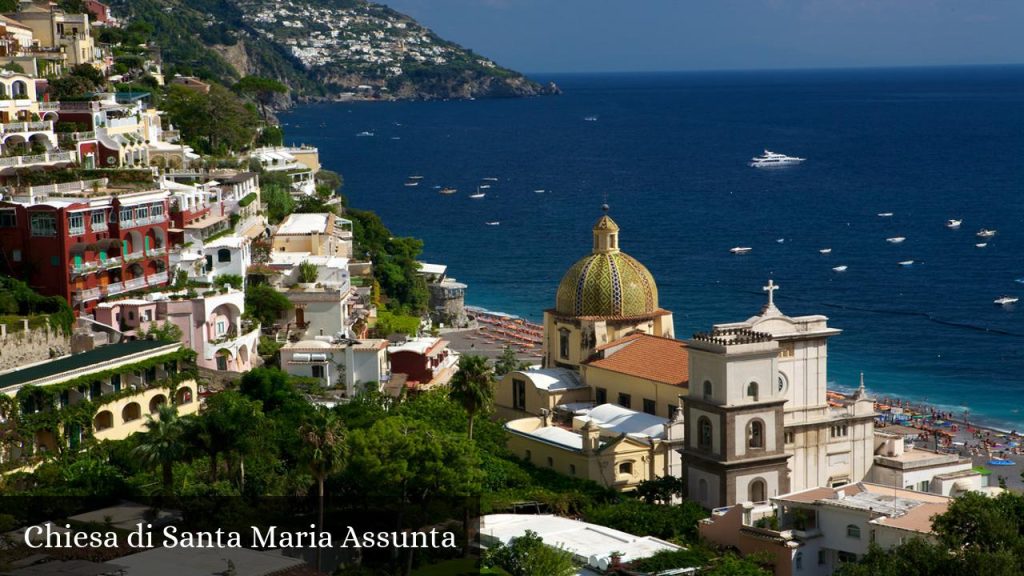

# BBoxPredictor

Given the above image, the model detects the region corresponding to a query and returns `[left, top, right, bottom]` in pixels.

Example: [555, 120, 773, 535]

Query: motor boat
[356, 131, 374, 137]
[877, 212, 894, 217]
[485, 221, 500, 226]
[977, 229, 997, 238]
[832, 265, 848, 272]
[750, 150, 805, 168]
[898, 260, 915, 266]
[776, 238, 785, 243]
[439, 187, 457, 195]
[994, 296, 1019, 306]
[886, 237, 906, 244]
[403, 181, 419, 187]
[819, 248, 832, 254]
[730, 247, 753, 254]
[946, 219, 962, 229]
[976, 243, 988, 248]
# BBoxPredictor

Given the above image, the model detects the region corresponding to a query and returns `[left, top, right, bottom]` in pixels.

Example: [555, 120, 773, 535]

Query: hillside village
[0, 2, 1020, 576]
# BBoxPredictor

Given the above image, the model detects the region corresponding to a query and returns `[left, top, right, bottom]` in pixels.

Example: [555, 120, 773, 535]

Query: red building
[0, 184, 171, 313]
[84, 0, 112, 25]
[386, 337, 459, 392]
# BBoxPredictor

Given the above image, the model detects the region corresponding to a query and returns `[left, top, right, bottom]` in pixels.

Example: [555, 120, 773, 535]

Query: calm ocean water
[280, 67, 1024, 430]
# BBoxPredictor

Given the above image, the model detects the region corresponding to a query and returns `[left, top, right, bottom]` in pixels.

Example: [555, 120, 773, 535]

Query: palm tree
[448, 354, 495, 440]
[133, 404, 184, 497]
[299, 409, 346, 571]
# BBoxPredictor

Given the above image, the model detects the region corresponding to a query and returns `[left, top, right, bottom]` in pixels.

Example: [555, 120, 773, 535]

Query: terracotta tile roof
[585, 334, 688, 387]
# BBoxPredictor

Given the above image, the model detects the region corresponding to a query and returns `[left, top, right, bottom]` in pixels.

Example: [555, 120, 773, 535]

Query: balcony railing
[72, 287, 101, 304]
[124, 250, 144, 262]
[39, 102, 60, 111]
[104, 282, 124, 296]
[124, 277, 147, 291]
[0, 120, 53, 134]
[0, 151, 75, 168]
[58, 130, 96, 142]
[147, 246, 166, 257]
[102, 256, 122, 269]
[147, 271, 169, 285]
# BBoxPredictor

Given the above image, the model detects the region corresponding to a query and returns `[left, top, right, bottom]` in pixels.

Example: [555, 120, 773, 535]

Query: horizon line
[523, 61, 1024, 77]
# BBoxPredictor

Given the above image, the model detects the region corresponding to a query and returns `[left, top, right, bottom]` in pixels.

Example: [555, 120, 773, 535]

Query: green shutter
[74, 255, 82, 269]
[144, 236, 150, 252]
[122, 239, 128, 255]
[99, 251, 107, 262]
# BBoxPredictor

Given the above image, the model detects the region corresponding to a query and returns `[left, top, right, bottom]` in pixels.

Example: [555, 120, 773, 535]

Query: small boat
[1015, 278, 1024, 285]
[479, 184, 491, 189]
[408, 175, 424, 180]
[977, 229, 997, 238]
[584, 115, 598, 121]
[534, 189, 546, 194]
[356, 131, 374, 137]
[730, 247, 752, 254]
[886, 237, 906, 244]
[485, 221, 500, 226]
[946, 219, 962, 229]
[877, 212, 894, 217]
[469, 191, 486, 199]
[390, 136, 400, 140]
[439, 187, 457, 195]
[481, 177, 499, 182]
[750, 150, 805, 168]
[898, 260, 915, 266]
[776, 238, 785, 243]
[994, 296, 1019, 306]
[403, 181, 419, 187]
[832, 265, 848, 272]
[976, 243, 988, 248]
[819, 248, 832, 254]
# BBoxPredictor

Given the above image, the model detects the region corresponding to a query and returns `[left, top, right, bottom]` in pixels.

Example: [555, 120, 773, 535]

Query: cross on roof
[763, 279, 779, 307]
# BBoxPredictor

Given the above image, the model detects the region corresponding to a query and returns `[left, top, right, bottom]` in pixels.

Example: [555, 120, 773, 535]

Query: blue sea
[280, 66, 1024, 430]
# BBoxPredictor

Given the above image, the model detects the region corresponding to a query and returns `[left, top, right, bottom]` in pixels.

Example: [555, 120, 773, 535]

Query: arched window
[217, 248, 231, 263]
[747, 381, 759, 401]
[749, 478, 766, 502]
[703, 380, 712, 399]
[846, 524, 861, 539]
[748, 420, 764, 449]
[778, 373, 788, 393]
[698, 416, 713, 450]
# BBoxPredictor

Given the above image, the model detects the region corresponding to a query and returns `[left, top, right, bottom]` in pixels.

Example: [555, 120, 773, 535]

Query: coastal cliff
[108, 0, 559, 104]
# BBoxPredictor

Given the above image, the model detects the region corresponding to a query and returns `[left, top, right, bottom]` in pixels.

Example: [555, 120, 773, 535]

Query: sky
[379, 0, 1024, 73]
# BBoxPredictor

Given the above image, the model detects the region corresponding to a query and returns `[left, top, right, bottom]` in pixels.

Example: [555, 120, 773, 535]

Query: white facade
[280, 339, 389, 397]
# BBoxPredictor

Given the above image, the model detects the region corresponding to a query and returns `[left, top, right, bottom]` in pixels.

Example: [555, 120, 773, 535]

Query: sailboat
[469, 187, 486, 199]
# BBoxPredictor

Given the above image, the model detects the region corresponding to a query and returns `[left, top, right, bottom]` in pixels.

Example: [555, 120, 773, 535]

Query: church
[496, 209, 876, 508]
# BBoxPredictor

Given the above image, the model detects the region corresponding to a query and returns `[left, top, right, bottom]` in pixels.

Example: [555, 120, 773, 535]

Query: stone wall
[0, 321, 71, 373]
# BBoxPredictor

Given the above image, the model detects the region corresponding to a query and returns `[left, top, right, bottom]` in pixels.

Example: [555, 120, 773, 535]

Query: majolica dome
[555, 214, 659, 318]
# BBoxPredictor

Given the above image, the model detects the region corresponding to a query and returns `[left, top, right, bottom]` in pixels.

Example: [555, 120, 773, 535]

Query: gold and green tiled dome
[555, 214, 659, 318]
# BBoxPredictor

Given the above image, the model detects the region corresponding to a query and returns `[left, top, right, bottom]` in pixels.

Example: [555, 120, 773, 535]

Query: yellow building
[7, 4, 96, 67]
[0, 340, 199, 467]
[495, 367, 590, 420]
[271, 212, 352, 257]
[505, 404, 684, 491]
[580, 333, 689, 420]
[544, 211, 674, 370]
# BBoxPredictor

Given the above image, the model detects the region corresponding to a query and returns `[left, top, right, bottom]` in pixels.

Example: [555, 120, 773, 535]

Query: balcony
[101, 256, 122, 269]
[39, 102, 60, 112]
[58, 131, 96, 143]
[104, 282, 124, 296]
[147, 246, 166, 258]
[123, 250, 144, 262]
[0, 120, 54, 135]
[0, 151, 75, 169]
[72, 287, 101, 304]
[147, 271, 169, 285]
[124, 277, 147, 291]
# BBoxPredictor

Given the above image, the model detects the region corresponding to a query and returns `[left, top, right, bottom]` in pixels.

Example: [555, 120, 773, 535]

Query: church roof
[555, 214, 659, 318]
[585, 334, 689, 387]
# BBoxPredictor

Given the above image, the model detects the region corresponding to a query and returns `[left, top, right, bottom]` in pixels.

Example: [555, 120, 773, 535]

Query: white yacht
[403, 181, 419, 187]
[977, 229, 997, 238]
[976, 242, 988, 248]
[356, 131, 374, 137]
[750, 150, 805, 168]
[730, 247, 753, 254]
[886, 237, 906, 244]
[946, 219, 962, 229]
[832, 265, 848, 272]
[877, 212, 894, 217]
[485, 221, 500, 226]
[898, 260, 915, 267]
[819, 248, 832, 254]
[994, 296, 1019, 306]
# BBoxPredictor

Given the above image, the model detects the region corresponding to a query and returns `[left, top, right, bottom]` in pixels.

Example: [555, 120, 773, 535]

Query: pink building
[96, 289, 260, 373]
